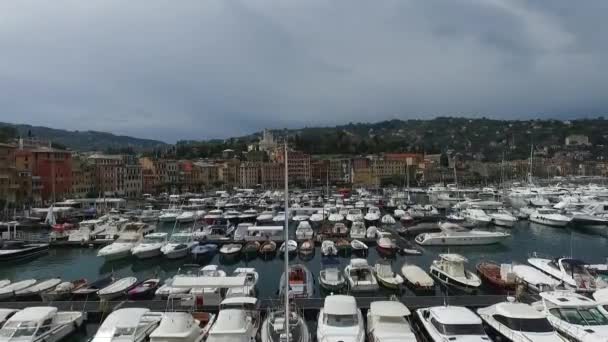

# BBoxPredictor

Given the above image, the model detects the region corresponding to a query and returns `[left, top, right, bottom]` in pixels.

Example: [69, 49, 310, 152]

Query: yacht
[350, 221, 366, 239]
[486, 208, 518, 227]
[538, 291, 608, 342]
[295, 221, 314, 240]
[364, 207, 381, 226]
[0, 307, 84, 342]
[0, 309, 17, 328]
[511, 264, 561, 293]
[131, 232, 168, 259]
[462, 208, 493, 227]
[92, 308, 163, 342]
[256, 211, 275, 225]
[346, 209, 364, 224]
[203, 209, 224, 224]
[97, 222, 152, 260]
[529, 208, 572, 227]
[528, 256, 597, 292]
[429, 254, 481, 292]
[570, 203, 608, 235]
[176, 211, 196, 223]
[415, 222, 509, 246]
[344, 258, 379, 292]
[68, 218, 104, 244]
[205, 297, 260, 342]
[161, 231, 197, 259]
[225, 268, 258, 298]
[91, 215, 129, 242]
[0, 241, 49, 262]
[415, 306, 489, 342]
[317, 295, 365, 342]
[159, 208, 182, 222]
[279, 264, 314, 299]
[367, 301, 416, 342]
[150, 312, 208, 342]
[477, 300, 564, 342]
[189, 265, 227, 307]
[261, 303, 310, 342]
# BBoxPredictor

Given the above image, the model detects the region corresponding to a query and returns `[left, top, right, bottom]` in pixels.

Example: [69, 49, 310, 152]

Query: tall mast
[528, 143, 534, 185]
[283, 139, 290, 340]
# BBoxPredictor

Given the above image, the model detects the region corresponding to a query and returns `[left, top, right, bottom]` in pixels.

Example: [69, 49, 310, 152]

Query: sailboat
[261, 140, 310, 342]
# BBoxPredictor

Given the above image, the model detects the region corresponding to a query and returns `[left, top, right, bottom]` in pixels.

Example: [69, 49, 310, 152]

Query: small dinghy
[279, 240, 297, 255]
[377, 236, 398, 257]
[374, 261, 404, 289]
[242, 241, 260, 257]
[321, 240, 337, 256]
[299, 240, 315, 255]
[0, 279, 37, 300]
[279, 264, 314, 298]
[381, 214, 396, 225]
[42, 278, 87, 301]
[350, 239, 368, 251]
[72, 275, 114, 298]
[401, 264, 435, 294]
[191, 244, 218, 260]
[220, 243, 242, 255]
[128, 278, 160, 300]
[260, 240, 277, 257]
[15, 278, 62, 300]
[319, 267, 346, 291]
[98, 276, 138, 301]
[476, 261, 516, 294]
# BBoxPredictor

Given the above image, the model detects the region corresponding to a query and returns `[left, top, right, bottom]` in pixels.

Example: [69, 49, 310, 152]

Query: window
[325, 314, 358, 327]
[493, 315, 554, 332]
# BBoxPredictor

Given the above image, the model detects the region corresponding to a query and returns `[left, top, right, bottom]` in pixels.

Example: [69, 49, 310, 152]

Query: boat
[279, 264, 314, 298]
[344, 258, 379, 292]
[367, 301, 416, 342]
[0, 241, 49, 262]
[279, 240, 297, 255]
[205, 297, 260, 342]
[256, 211, 275, 225]
[401, 264, 434, 293]
[176, 211, 196, 223]
[346, 208, 364, 224]
[381, 214, 396, 225]
[15, 278, 62, 300]
[189, 265, 227, 307]
[191, 244, 219, 261]
[226, 268, 259, 298]
[295, 221, 314, 240]
[511, 264, 561, 293]
[331, 223, 348, 237]
[161, 231, 197, 259]
[415, 222, 509, 246]
[155, 265, 200, 298]
[335, 238, 351, 253]
[159, 208, 182, 222]
[91, 308, 163, 342]
[321, 240, 337, 256]
[97, 276, 138, 301]
[259, 240, 277, 256]
[350, 221, 366, 239]
[317, 295, 364, 342]
[219, 243, 242, 256]
[97, 222, 151, 261]
[0, 309, 17, 328]
[528, 256, 597, 292]
[0, 280, 9, 289]
[374, 261, 404, 289]
[261, 303, 310, 342]
[350, 239, 368, 252]
[298, 240, 315, 255]
[429, 254, 481, 292]
[366, 226, 379, 239]
[127, 278, 160, 300]
[487, 209, 518, 227]
[203, 209, 224, 224]
[241, 241, 260, 257]
[319, 267, 346, 291]
[462, 208, 493, 227]
[41, 279, 87, 302]
[364, 207, 381, 226]
[150, 312, 210, 342]
[0, 306, 84, 342]
[239, 209, 259, 223]
[529, 208, 572, 227]
[131, 232, 168, 259]
[476, 261, 516, 293]
[400, 213, 415, 226]
[414, 306, 489, 342]
[537, 290, 608, 342]
[0, 279, 37, 300]
[195, 224, 233, 241]
[477, 300, 563, 342]
[376, 235, 398, 256]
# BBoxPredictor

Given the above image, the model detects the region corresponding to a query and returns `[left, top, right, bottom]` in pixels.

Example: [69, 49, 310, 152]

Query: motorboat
[415, 222, 510, 246]
[91, 215, 129, 242]
[350, 221, 366, 239]
[71, 275, 114, 299]
[187, 265, 227, 307]
[194, 224, 233, 241]
[367, 301, 416, 342]
[319, 267, 346, 292]
[161, 231, 197, 259]
[0, 309, 17, 328]
[376, 235, 398, 257]
[97, 276, 138, 301]
[381, 214, 396, 225]
[256, 211, 275, 225]
[128, 278, 160, 300]
[0, 306, 84, 342]
[328, 212, 345, 223]
[408, 205, 440, 222]
[528, 256, 597, 292]
[279, 264, 314, 299]
[477, 300, 563, 342]
[512, 264, 561, 293]
[203, 209, 223, 224]
[429, 254, 481, 292]
[292, 209, 311, 222]
[344, 258, 379, 292]
[401, 264, 434, 293]
[366, 226, 379, 239]
[538, 291, 608, 341]
[259, 241, 277, 257]
[139, 207, 160, 223]
[462, 208, 493, 227]
[150, 312, 208, 342]
[91, 308, 162, 342]
[0, 279, 37, 300]
[529, 208, 572, 227]
[393, 208, 406, 219]
[226, 268, 258, 298]
[191, 244, 219, 261]
[350, 239, 368, 252]
[346, 209, 364, 223]
[14, 278, 62, 300]
[41, 279, 87, 302]
[159, 208, 182, 222]
[476, 261, 516, 293]
[298, 240, 315, 256]
[400, 213, 415, 226]
[415, 306, 489, 341]
[272, 211, 291, 223]
[487, 209, 518, 227]
[131, 232, 168, 259]
[206, 297, 260, 342]
[364, 207, 381, 226]
[310, 212, 324, 227]
[374, 261, 404, 289]
[321, 240, 337, 256]
[279, 240, 298, 255]
[155, 265, 200, 298]
[295, 221, 314, 240]
[238, 209, 259, 223]
[0, 241, 49, 262]
[97, 222, 152, 261]
[177, 211, 196, 223]
[261, 303, 310, 342]
[219, 243, 242, 256]
[317, 295, 364, 342]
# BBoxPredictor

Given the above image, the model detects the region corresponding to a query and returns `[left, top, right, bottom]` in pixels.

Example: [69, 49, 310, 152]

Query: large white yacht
[529, 208, 572, 227]
[528, 256, 597, 292]
[0, 307, 84, 342]
[462, 208, 493, 227]
[159, 208, 182, 222]
[131, 232, 168, 259]
[415, 306, 489, 342]
[149, 312, 208, 342]
[415, 222, 509, 246]
[429, 254, 481, 292]
[317, 295, 365, 342]
[367, 301, 416, 342]
[92, 308, 163, 342]
[206, 297, 260, 342]
[486, 208, 518, 227]
[161, 231, 197, 259]
[97, 222, 152, 260]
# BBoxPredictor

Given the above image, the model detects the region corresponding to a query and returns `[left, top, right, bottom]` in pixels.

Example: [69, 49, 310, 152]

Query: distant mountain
[0, 122, 166, 151]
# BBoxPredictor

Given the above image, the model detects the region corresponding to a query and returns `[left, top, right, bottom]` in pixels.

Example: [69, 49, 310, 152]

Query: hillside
[0, 122, 166, 151]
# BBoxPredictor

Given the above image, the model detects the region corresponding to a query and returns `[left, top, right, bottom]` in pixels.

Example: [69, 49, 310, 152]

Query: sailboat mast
[283, 139, 290, 341]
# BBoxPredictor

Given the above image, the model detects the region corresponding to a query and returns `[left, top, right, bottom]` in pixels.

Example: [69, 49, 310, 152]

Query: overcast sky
[0, 0, 606, 143]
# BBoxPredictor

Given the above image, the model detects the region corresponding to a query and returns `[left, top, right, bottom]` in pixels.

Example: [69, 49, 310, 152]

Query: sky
[0, 0, 606, 143]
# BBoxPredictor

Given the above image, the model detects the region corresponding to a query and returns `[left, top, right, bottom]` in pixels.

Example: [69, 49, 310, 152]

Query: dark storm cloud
[0, 0, 606, 142]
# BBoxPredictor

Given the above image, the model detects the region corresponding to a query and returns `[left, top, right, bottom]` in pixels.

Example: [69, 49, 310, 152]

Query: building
[124, 163, 142, 198]
[88, 154, 124, 196]
[192, 162, 219, 189]
[329, 158, 352, 184]
[71, 157, 96, 198]
[0, 143, 19, 205]
[218, 160, 240, 188]
[260, 162, 284, 188]
[565, 134, 590, 146]
[275, 150, 311, 185]
[239, 163, 260, 188]
[16, 146, 72, 202]
[258, 129, 277, 152]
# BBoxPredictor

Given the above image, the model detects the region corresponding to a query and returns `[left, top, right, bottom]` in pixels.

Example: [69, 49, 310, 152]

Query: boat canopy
[9, 307, 57, 323]
[324, 295, 357, 315]
[369, 301, 410, 317]
[247, 226, 283, 232]
[172, 276, 247, 288]
[439, 253, 467, 262]
[495, 302, 545, 319]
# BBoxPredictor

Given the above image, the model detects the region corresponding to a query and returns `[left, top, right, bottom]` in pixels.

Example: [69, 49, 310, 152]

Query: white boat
[487, 209, 518, 227]
[238, 209, 258, 222]
[477, 300, 564, 342]
[319, 267, 346, 292]
[430, 254, 481, 291]
[538, 290, 608, 342]
[511, 264, 561, 293]
[367, 301, 416, 342]
[317, 295, 365, 342]
[310, 213, 324, 227]
[328, 212, 345, 223]
[401, 264, 434, 291]
[161, 231, 197, 259]
[393, 209, 406, 218]
[416, 306, 489, 341]
[529, 208, 572, 227]
[159, 208, 182, 222]
[528, 256, 597, 292]
[189, 265, 227, 307]
[0, 279, 37, 300]
[203, 209, 224, 224]
[91, 215, 129, 242]
[0, 307, 84, 342]
[364, 207, 381, 225]
[14, 278, 62, 299]
[295, 221, 314, 240]
[381, 214, 396, 225]
[0, 309, 18, 328]
[321, 240, 337, 256]
[279, 240, 298, 254]
[219, 243, 242, 255]
[415, 222, 510, 246]
[206, 297, 260, 342]
[261, 305, 310, 342]
[97, 276, 138, 301]
[176, 211, 196, 223]
[350, 221, 366, 239]
[279, 264, 314, 299]
[272, 211, 291, 223]
[346, 209, 364, 223]
[155, 265, 201, 298]
[374, 261, 404, 289]
[68, 218, 104, 243]
[344, 258, 379, 292]
[150, 312, 209, 342]
[350, 239, 368, 251]
[462, 208, 493, 226]
[226, 268, 258, 298]
[92, 308, 162, 342]
[256, 211, 275, 224]
[0, 280, 10, 289]
[41, 279, 87, 302]
[97, 222, 151, 260]
[131, 232, 168, 259]
[366, 226, 379, 239]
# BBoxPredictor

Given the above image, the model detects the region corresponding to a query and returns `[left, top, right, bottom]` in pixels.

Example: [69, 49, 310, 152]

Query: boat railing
[1, 230, 48, 243]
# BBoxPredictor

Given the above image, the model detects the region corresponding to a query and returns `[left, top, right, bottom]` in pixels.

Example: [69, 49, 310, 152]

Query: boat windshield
[143, 236, 165, 243]
[446, 262, 466, 277]
[170, 235, 190, 243]
[494, 315, 554, 332]
[431, 320, 485, 335]
[549, 307, 608, 326]
[116, 237, 139, 243]
[0, 321, 37, 338]
[562, 261, 591, 276]
[325, 314, 358, 327]
[113, 326, 137, 337]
